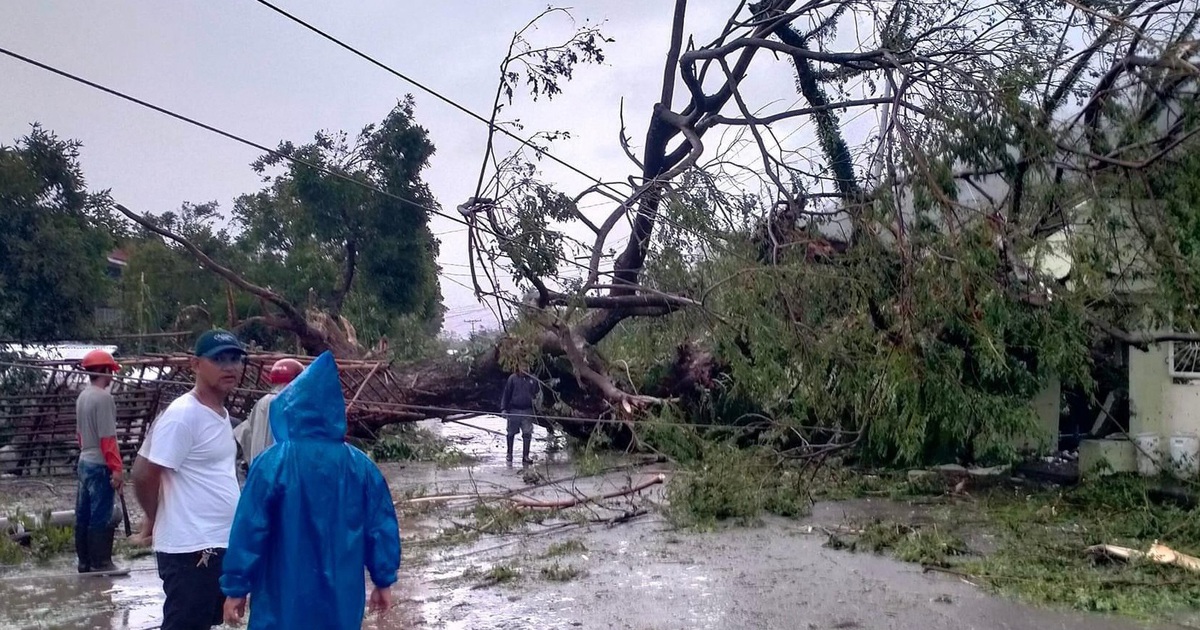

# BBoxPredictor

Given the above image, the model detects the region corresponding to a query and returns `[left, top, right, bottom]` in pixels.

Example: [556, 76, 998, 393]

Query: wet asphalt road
[0, 417, 1192, 629]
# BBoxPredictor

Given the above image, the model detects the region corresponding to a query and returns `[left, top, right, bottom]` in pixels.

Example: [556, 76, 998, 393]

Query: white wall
[1130, 340, 1200, 438]
[1165, 381, 1200, 437]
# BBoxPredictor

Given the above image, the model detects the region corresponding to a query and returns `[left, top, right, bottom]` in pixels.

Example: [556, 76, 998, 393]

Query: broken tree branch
[510, 474, 667, 509]
[1086, 313, 1200, 351]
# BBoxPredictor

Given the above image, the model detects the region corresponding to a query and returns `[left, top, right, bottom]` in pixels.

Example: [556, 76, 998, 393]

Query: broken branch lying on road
[400, 474, 667, 511]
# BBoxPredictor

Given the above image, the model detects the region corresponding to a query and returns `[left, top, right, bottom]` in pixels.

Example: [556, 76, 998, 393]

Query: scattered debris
[472, 563, 521, 589]
[543, 539, 587, 557]
[967, 465, 1010, 478]
[1087, 542, 1200, 573]
[400, 473, 665, 512]
[540, 562, 585, 582]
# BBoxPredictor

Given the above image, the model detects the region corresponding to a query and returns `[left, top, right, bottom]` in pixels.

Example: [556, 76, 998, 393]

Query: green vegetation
[2, 101, 446, 357]
[962, 478, 1200, 617]
[0, 513, 75, 564]
[230, 97, 444, 345]
[655, 447, 1200, 621]
[484, 563, 520, 584]
[417, 524, 480, 549]
[468, 502, 539, 534]
[824, 474, 1200, 620]
[29, 525, 73, 561]
[567, 431, 613, 477]
[664, 439, 808, 529]
[827, 520, 968, 567]
[0, 125, 117, 340]
[369, 425, 467, 466]
[0, 535, 24, 565]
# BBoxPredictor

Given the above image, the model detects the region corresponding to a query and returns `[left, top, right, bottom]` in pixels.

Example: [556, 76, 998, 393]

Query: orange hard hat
[268, 358, 304, 385]
[80, 350, 120, 372]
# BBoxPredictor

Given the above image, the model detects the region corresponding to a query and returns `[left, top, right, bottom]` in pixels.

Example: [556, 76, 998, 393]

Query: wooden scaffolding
[0, 353, 417, 477]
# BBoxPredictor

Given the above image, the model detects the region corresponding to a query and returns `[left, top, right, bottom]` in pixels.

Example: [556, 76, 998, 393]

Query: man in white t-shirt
[132, 329, 245, 630]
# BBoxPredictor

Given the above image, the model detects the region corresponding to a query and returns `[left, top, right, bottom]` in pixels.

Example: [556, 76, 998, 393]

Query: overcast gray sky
[0, 1, 838, 335]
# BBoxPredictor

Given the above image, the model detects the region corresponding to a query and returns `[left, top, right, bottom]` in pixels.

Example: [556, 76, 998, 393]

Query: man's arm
[500, 375, 513, 413]
[98, 393, 123, 487]
[131, 414, 191, 541]
[131, 455, 163, 537]
[220, 450, 281, 600]
[364, 463, 401, 589]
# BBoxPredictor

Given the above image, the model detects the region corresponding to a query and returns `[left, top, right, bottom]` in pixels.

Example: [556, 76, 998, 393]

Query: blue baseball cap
[194, 329, 246, 359]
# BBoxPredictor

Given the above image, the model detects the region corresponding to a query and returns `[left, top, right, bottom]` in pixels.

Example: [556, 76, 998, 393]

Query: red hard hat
[269, 358, 304, 385]
[80, 350, 120, 372]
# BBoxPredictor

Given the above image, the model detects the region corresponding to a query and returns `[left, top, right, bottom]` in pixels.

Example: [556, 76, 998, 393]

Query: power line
[0, 46, 613, 283]
[248, 0, 757, 274]
[215, 2, 766, 292]
[252, 0, 621, 193]
[0, 48, 465, 226]
[0, 40, 770, 317]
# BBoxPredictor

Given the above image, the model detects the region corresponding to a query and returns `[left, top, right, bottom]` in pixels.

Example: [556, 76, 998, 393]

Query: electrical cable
[0, 46, 617, 284]
[252, 0, 629, 197]
[248, 0, 780, 270]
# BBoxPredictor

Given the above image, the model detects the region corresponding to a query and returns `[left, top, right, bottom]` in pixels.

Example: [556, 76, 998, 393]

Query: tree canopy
[113, 99, 446, 356]
[0, 125, 114, 340]
[234, 97, 443, 329]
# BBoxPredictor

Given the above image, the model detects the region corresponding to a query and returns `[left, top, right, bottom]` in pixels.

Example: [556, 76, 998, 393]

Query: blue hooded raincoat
[220, 351, 401, 630]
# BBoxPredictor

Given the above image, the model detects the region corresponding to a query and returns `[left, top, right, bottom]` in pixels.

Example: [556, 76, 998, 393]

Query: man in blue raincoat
[218, 351, 401, 629]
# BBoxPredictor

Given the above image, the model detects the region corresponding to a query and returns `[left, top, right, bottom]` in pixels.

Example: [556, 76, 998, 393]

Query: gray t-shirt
[76, 385, 117, 465]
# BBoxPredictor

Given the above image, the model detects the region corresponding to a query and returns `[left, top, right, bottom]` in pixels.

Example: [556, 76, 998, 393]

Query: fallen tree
[112, 1, 1200, 460]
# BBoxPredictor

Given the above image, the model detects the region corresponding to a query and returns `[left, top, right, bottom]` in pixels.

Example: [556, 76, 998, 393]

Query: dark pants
[76, 460, 115, 533]
[506, 409, 534, 462]
[506, 409, 535, 437]
[157, 548, 226, 630]
[75, 460, 114, 569]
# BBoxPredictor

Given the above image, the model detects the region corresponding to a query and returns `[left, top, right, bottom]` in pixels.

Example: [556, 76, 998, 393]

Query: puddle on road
[0, 557, 162, 630]
[0, 557, 423, 630]
[0, 415, 566, 630]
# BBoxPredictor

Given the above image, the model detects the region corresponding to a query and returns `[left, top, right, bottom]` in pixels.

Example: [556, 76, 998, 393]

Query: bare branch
[1088, 313, 1200, 351]
[115, 203, 348, 355]
[116, 204, 301, 322]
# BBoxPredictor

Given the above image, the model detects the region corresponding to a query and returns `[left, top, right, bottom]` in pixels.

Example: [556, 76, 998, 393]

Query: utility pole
[465, 319, 480, 336]
[138, 272, 146, 355]
[870, 69, 894, 184]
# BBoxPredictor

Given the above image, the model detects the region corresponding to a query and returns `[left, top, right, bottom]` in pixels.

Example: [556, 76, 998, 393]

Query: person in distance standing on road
[500, 364, 541, 466]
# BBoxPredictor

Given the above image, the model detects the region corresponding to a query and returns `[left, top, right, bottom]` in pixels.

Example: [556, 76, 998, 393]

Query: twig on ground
[510, 475, 666, 510]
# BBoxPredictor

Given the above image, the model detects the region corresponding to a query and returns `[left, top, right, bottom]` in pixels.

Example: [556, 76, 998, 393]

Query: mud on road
[0, 417, 1190, 629]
